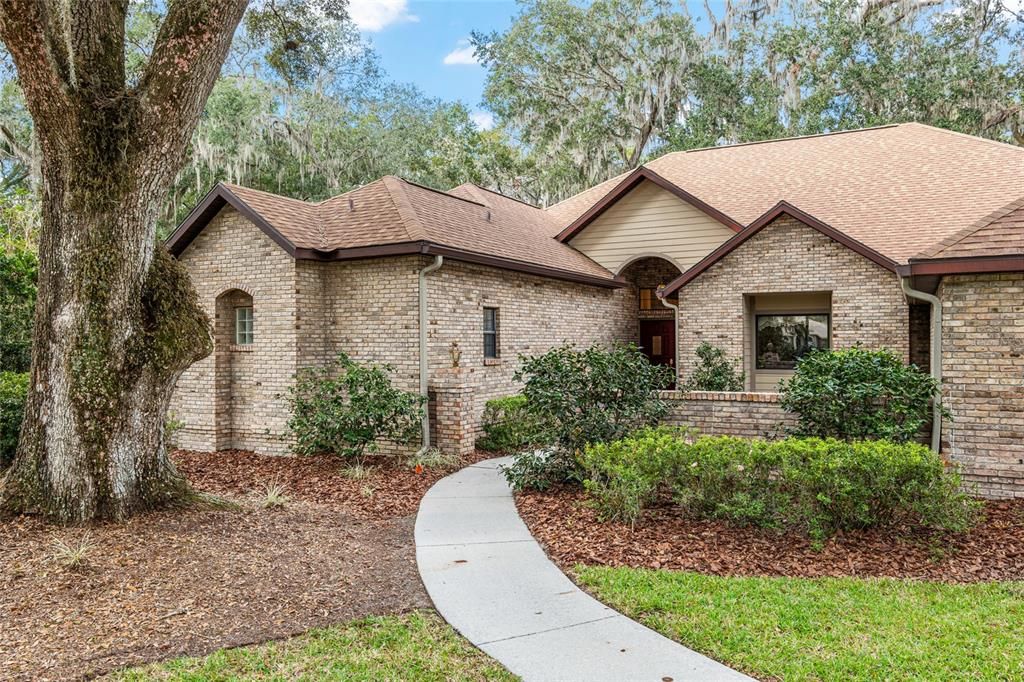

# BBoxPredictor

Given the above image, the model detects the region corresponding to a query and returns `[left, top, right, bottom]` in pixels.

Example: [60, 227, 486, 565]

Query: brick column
[431, 368, 476, 456]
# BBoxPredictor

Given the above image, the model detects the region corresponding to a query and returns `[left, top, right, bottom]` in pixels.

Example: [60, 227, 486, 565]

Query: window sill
[229, 344, 254, 352]
[483, 358, 503, 366]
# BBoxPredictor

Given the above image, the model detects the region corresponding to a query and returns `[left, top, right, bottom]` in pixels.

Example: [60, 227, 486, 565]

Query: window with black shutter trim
[483, 307, 499, 359]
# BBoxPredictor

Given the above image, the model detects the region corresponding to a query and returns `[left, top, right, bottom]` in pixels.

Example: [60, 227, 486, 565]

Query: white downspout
[417, 255, 444, 454]
[658, 289, 680, 389]
[901, 277, 942, 452]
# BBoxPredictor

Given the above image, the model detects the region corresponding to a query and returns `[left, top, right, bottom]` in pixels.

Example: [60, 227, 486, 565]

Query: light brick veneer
[676, 216, 910, 389]
[425, 258, 635, 440]
[939, 273, 1024, 497]
[660, 391, 796, 439]
[170, 207, 636, 455]
[170, 208, 298, 455]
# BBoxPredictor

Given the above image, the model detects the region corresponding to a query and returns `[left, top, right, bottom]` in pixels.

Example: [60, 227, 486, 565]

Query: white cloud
[348, 0, 418, 32]
[470, 111, 495, 131]
[443, 39, 480, 66]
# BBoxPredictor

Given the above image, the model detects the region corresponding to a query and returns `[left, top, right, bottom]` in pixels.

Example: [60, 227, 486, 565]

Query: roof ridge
[667, 124, 901, 156]
[222, 181, 316, 205]
[544, 168, 637, 211]
[469, 183, 542, 209]
[915, 195, 1024, 259]
[381, 176, 430, 242]
[899, 121, 1024, 153]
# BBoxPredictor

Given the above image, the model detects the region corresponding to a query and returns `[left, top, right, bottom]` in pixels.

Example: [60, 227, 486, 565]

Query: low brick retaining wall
[659, 390, 796, 439]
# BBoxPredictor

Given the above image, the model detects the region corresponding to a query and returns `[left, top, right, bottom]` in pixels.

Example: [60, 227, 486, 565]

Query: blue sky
[349, 0, 520, 129]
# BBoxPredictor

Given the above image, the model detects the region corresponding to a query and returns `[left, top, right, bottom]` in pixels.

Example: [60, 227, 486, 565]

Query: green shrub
[287, 352, 424, 465]
[779, 347, 941, 443]
[578, 426, 694, 525]
[0, 241, 37, 373]
[0, 371, 28, 469]
[681, 342, 744, 392]
[476, 394, 545, 452]
[501, 343, 674, 490]
[500, 450, 563, 492]
[671, 435, 978, 539]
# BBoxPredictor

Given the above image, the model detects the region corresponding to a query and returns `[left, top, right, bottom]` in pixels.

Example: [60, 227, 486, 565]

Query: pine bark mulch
[1, 450, 489, 682]
[517, 486, 1024, 584]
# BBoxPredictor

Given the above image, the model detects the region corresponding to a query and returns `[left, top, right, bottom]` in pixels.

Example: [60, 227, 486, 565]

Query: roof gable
[555, 166, 744, 243]
[661, 201, 899, 295]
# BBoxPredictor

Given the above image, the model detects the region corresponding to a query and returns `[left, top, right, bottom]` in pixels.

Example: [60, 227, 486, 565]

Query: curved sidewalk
[415, 457, 752, 682]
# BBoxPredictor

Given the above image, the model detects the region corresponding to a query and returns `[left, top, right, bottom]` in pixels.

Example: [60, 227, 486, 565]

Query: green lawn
[578, 566, 1024, 681]
[112, 611, 516, 682]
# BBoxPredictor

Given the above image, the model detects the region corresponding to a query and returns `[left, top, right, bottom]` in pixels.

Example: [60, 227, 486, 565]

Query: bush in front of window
[579, 430, 978, 539]
[680, 342, 745, 392]
[286, 352, 424, 465]
[779, 347, 942, 443]
[0, 371, 28, 470]
[501, 343, 674, 490]
[476, 394, 546, 453]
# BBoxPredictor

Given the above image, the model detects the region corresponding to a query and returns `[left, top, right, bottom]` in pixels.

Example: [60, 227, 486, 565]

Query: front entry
[639, 319, 675, 374]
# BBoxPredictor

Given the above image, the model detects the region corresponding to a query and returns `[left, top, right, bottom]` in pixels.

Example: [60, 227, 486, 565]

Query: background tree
[0, 0, 251, 522]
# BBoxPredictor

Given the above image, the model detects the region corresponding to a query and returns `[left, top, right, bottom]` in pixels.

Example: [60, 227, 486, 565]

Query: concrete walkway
[415, 457, 752, 682]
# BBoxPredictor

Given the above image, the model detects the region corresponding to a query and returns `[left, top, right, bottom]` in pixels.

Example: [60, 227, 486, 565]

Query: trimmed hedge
[476, 394, 544, 453]
[580, 430, 978, 538]
[0, 371, 28, 469]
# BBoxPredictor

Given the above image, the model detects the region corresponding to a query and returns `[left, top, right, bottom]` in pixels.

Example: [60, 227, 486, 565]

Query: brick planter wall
[660, 390, 796, 439]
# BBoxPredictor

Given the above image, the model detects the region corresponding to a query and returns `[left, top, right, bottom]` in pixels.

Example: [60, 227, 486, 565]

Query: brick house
[167, 123, 1024, 497]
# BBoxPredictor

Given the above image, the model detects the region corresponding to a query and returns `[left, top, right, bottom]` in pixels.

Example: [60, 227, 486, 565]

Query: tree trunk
[0, 0, 246, 523]
[1, 152, 212, 523]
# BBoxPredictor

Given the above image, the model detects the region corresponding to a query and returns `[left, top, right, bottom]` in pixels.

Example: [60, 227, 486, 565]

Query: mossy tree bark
[0, 0, 247, 523]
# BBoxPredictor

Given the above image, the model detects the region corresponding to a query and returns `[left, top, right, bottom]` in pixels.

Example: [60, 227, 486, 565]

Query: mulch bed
[1, 450, 491, 681]
[173, 449, 493, 521]
[517, 486, 1024, 583]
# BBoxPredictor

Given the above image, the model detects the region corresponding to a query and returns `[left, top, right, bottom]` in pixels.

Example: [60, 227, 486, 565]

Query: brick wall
[676, 216, 910, 389]
[425, 258, 635, 441]
[170, 208, 297, 454]
[660, 391, 796, 439]
[939, 273, 1024, 498]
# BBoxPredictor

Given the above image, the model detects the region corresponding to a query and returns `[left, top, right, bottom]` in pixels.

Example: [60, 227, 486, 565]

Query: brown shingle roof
[168, 176, 616, 285]
[916, 196, 1024, 260]
[548, 123, 1024, 264]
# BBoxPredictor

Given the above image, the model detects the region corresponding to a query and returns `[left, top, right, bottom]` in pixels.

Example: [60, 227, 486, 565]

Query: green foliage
[578, 426, 694, 525]
[780, 347, 942, 443]
[476, 394, 545, 453]
[0, 371, 28, 469]
[681, 342, 744, 392]
[671, 436, 978, 539]
[0, 238, 36, 373]
[501, 343, 674, 490]
[287, 353, 424, 464]
[499, 450, 562, 492]
[578, 429, 977, 538]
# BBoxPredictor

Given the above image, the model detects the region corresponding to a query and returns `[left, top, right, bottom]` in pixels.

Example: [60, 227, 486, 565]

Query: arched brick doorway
[617, 256, 683, 378]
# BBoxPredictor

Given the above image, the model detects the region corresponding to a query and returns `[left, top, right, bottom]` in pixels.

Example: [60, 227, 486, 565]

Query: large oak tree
[0, 0, 248, 522]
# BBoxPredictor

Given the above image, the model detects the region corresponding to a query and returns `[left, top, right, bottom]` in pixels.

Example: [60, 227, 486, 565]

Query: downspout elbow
[901, 276, 942, 453]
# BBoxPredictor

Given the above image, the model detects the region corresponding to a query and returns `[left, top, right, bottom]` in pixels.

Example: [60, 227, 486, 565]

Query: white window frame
[235, 306, 254, 346]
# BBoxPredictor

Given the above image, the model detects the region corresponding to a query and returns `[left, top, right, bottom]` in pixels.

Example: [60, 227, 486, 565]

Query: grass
[113, 611, 516, 681]
[578, 566, 1024, 681]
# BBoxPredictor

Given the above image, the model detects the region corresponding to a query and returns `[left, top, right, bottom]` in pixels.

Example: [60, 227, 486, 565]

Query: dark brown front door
[639, 320, 675, 371]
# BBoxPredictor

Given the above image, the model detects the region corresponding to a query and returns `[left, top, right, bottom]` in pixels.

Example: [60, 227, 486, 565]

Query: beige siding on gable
[568, 180, 735, 274]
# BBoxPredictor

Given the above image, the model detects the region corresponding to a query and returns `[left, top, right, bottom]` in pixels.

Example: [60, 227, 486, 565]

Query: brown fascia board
[301, 240, 625, 289]
[900, 254, 1024, 277]
[165, 183, 298, 257]
[660, 201, 900, 297]
[555, 166, 745, 243]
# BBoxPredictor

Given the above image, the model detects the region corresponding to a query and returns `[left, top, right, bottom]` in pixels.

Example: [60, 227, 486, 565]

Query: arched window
[216, 289, 254, 349]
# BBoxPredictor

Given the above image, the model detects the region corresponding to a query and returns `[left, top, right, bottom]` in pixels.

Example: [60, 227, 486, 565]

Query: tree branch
[0, 0, 73, 137]
[136, 0, 249, 160]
